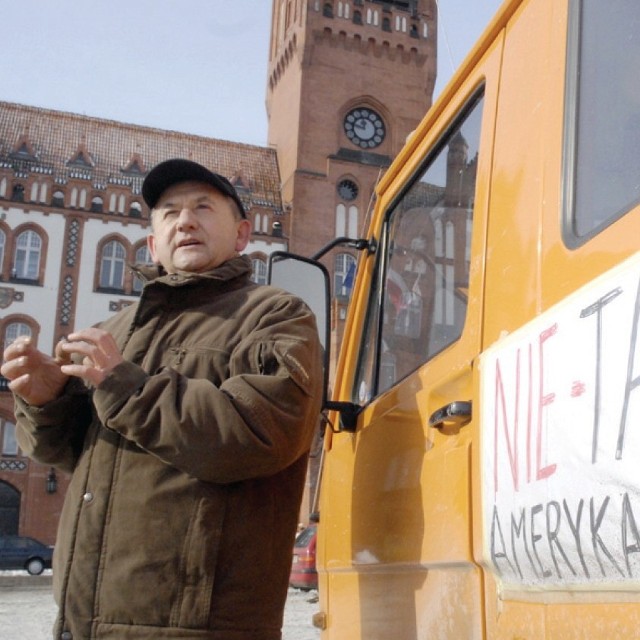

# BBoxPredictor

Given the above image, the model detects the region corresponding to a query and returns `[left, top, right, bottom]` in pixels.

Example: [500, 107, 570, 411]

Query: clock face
[337, 179, 359, 201]
[343, 108, 386, 149]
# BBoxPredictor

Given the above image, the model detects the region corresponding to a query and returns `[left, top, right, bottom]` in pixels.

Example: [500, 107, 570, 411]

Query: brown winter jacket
[13, 255, 323, 640]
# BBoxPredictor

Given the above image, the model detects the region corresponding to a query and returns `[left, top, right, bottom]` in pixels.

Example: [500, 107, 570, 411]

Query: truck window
[353, 92, 484, 404]
[567, 0, 640, 240]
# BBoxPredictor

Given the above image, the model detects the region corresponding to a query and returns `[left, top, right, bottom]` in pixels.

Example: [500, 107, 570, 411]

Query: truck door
[319, 32, 503, 640]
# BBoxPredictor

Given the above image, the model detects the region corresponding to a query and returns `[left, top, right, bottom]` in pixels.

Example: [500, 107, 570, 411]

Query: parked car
[0, 535, 54, 575]
[289, 524, 317, 590]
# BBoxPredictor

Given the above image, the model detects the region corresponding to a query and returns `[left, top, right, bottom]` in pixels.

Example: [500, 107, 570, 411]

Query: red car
[289, 524, 317, 590]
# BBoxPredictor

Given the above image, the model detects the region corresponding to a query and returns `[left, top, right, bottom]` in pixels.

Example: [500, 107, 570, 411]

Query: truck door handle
[428, 401, 472, 430]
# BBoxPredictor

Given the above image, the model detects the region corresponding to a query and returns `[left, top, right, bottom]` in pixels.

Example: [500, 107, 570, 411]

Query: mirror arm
[325, 400, 362, 432]
[311, 237, 374, 261]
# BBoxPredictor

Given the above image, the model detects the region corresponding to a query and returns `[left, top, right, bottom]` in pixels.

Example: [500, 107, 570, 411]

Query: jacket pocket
[165, 346, 230, 383]
[174, 493, 226, 628]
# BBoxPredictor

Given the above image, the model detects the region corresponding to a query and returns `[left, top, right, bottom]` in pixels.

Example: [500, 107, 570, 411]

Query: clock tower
[266, 0, 437, 268]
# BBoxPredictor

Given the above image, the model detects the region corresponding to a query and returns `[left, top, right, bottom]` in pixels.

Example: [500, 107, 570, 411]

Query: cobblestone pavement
[0, 572, 321, 640]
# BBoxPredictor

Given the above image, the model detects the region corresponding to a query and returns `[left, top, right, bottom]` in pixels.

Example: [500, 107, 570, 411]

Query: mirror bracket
[311, 237, 374, 261]
[325, 401, 362, 432]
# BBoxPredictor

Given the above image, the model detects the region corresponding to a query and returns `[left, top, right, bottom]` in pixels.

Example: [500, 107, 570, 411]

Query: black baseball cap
[142, 158, 247, 218]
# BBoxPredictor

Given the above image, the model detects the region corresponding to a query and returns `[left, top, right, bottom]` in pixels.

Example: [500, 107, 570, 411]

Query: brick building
[0, 0, 437, 543]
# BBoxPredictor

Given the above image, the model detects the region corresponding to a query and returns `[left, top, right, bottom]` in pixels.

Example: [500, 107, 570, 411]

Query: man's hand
[58, 328, 124, 387]
[1, 336, 69, 406]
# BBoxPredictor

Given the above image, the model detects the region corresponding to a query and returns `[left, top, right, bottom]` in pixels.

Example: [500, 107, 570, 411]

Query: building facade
[0, 0, 438, 542]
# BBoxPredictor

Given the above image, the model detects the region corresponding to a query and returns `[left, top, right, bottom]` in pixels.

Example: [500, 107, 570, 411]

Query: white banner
[480, 253, 640, 590]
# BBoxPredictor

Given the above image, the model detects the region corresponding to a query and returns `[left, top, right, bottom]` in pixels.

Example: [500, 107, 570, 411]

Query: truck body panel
[315, 0, 640, 637]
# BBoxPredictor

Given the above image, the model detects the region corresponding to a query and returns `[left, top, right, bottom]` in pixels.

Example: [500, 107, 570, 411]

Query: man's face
[148, 181, 251, 274]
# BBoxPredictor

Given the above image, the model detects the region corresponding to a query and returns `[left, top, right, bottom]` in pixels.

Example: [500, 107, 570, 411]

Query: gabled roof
[0, 101, 283, 212]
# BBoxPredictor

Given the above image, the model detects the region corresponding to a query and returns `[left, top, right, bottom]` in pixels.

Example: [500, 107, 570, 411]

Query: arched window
[348, 205, 359, 237]
[1, 418, 17, 456]
[335, 253, 356, 299]
[254, 213, 262, 233]
[135, 244, 152, 264]
[100, 240, 126, 290]
[132, 245, 152, 293]
[13, 230, 42, 280]
[118, 194, 126, 214]
[395, 15, 406, 32]
[251, 258, 268, 285]
[136, 244, 153, 264]
[4, 322, 32, 352]
[382, 16, 391, 31]
[52, 190, 64, 207]
[323, 2, 333, 18]
[11, 184, 24, 202]
[0, 478, 20, 534]
[91, 196, 104, 213]
[353, 10, 362, 24]
[28, 182, 47, 203]
[0, 177, 6, 198]
[129, 202, 142, 217]
[336, 203, 346, 237]
[337, 1, 350, 18]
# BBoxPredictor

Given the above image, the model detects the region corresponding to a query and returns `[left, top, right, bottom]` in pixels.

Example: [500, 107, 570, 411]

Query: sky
[0, 0, 504, 147]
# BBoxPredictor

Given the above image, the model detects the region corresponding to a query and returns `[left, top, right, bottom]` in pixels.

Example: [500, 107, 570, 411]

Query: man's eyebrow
[193, 195, 216, 205]
[156, 194, 216, 209]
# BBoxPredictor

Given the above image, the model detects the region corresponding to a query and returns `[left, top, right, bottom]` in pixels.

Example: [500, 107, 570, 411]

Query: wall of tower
[284, 2, 436, 259]
[266, 40, 304, 206]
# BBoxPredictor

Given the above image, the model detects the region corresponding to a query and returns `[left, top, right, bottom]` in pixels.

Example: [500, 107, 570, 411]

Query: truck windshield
[353, 92, 484, 402]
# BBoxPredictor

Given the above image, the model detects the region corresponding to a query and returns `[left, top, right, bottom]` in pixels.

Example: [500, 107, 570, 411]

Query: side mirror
[269, 251, 333, 414]
[268, 252, 330, 352]
[268, 241, 373, 431]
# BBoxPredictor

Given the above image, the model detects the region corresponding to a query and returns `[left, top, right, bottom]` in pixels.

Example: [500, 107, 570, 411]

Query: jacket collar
[132, 255, 253, 288]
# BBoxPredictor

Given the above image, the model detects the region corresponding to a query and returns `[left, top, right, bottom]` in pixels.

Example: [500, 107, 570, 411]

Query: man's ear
[235, 219, 252, 252]
[147, 234, 160, 264]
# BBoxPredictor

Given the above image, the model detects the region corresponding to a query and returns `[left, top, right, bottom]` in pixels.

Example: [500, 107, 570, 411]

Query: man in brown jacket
[1, 158, 324, 640]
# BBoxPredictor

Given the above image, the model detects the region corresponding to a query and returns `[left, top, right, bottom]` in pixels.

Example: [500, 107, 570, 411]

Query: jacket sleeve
[92, 294, 324, 483]
[13, 378, 94, 474]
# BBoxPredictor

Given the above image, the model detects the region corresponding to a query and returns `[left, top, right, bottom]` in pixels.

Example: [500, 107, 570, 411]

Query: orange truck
[271, 0, 640, 636]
